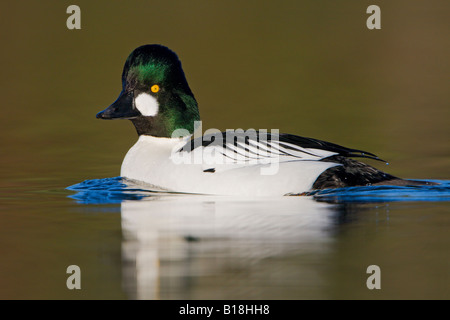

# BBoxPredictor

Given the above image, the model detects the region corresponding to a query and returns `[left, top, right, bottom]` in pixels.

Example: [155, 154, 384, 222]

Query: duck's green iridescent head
[96, 44, 200, 137]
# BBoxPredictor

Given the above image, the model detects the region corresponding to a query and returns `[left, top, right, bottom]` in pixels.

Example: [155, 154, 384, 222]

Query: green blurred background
[0, 1, 448, 299]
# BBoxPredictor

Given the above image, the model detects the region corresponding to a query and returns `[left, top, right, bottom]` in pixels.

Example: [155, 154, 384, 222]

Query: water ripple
[67, 177, 159, 204]
[67, 178, 450, 204]
[311, 180, 450, 203]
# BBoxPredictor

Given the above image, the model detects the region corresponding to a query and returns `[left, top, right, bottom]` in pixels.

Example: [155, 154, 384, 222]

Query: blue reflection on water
[67, 178, 450, 204]
[311, 180, 450, 203]
[67, 177, 152, 204]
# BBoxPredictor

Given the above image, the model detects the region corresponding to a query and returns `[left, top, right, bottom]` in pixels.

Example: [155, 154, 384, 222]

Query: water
[64, 178, 450, 299]
[1, 1, 449, 300]
[68, 177, 450, 204]
[3, 177, 449, 299]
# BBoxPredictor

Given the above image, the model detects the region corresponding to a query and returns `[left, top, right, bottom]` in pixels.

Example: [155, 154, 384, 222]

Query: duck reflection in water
[120, 195, 353, 300]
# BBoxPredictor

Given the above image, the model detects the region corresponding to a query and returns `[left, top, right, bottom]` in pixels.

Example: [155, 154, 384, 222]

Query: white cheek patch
[134, 93, 159, 116]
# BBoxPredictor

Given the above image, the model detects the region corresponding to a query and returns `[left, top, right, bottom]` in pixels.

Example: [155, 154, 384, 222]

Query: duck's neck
[131, 116, 170, 137]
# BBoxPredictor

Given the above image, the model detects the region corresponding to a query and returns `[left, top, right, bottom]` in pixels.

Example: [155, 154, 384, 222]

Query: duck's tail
[312, 156, 437, 190]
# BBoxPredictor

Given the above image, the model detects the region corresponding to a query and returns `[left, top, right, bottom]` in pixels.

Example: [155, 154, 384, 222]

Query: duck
[96, 44, 430, 196]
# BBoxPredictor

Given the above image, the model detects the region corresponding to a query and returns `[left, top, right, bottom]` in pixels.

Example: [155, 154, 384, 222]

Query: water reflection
[120, 195, 339, 299]
[67, 178, 450, 299]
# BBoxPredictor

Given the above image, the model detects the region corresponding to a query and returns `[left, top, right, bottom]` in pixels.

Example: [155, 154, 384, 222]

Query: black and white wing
[176, 131, 383, 173]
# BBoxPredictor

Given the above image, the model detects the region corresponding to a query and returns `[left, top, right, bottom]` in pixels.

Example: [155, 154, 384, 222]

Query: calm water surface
[0, 1, 449, 299]
[1, 177, 449, 299]
[66, 178, 450, 300]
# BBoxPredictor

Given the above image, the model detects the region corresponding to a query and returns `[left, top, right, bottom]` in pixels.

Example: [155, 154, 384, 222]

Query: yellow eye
[150, 84, 160, 93]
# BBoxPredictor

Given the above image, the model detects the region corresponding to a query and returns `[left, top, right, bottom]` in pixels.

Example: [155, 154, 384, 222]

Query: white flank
[120, 135, 339, 196]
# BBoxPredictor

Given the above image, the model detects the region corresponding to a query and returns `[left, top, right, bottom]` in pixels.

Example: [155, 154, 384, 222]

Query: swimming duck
[96, 44, 428, 196]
